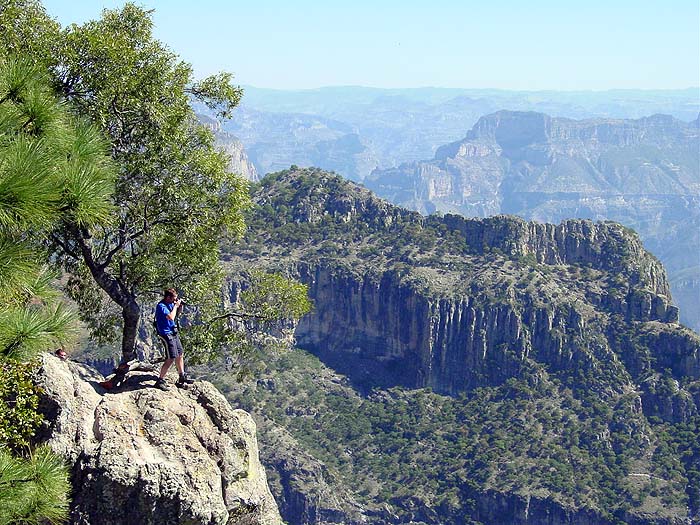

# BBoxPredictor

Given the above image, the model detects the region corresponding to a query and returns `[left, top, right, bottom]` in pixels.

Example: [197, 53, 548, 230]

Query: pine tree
[0, 446, 71, 525]
[0, 56, 114, 524]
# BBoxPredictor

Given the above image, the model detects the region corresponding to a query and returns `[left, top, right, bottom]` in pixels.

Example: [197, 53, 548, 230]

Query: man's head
[163, 288, 178, 301]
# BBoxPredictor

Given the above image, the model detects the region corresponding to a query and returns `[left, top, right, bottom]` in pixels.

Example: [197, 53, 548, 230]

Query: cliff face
[34, 354, 282, 525]
[259, 421, 369, 524]
[365, 111, 700, 332]
[217, 133, 260, 182]
[437, 214, 672, 297]
[238, 168, 698, 400]
[390, 111, 699, 204]
[293, 254, 687, 398]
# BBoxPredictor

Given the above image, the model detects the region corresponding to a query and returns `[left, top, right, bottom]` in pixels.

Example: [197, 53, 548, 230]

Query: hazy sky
[42, 0, 700, 91]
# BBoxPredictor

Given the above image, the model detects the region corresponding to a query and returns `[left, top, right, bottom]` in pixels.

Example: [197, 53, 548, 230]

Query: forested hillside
[215, 167, 700, 525]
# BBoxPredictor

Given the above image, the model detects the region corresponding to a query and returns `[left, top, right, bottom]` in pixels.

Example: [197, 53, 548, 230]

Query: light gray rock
[197, 113, 259, 181]
[217, 133, 259, 182]
[35, 354, 282, 525]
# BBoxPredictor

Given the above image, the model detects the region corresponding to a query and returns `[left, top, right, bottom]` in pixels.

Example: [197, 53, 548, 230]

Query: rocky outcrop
[632, 322, 700, 380]
[622, 322, 700, 423]
[260, 421, 369, 524]
[379, 111, 700, 205]
[217, 134, 259, 182]
[292, 260, 693, 398]
[34, 354, 282, 525]
[468, 490, 688, 525]
[438, 214, 672, 298]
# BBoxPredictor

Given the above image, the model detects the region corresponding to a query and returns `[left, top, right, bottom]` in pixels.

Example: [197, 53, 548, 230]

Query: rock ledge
[35, 354, 282, 525]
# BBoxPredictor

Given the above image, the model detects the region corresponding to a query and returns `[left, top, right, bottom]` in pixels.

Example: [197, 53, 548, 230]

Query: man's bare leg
[159, 358, 174, 378]
[154, 359, 174, 390]
[175, 354, 185, 376]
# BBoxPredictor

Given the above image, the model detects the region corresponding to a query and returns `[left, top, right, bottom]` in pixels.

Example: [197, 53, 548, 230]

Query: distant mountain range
[219, 86, 699, 179]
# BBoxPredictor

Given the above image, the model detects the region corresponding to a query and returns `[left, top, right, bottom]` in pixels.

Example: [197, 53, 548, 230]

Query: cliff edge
[34, 354, 282, 525]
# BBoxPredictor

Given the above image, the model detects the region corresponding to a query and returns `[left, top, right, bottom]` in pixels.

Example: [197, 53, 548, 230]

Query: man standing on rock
[154, 288, 195, 390]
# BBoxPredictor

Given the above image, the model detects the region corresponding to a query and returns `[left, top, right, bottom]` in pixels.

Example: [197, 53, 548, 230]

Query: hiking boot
[176, 374, 195, 387]
[154, 378, 169, 391]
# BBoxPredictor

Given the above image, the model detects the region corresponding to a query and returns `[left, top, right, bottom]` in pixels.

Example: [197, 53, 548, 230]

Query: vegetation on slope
[214, 346, 694, 524]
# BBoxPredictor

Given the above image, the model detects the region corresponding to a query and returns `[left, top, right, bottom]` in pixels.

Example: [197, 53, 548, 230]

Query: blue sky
[42, 1, 700, 90]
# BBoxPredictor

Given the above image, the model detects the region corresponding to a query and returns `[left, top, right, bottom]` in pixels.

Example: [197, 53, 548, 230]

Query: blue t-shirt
[155, 302, 176, 335]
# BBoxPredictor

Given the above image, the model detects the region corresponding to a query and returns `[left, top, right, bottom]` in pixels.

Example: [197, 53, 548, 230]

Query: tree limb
[208, 311, 269, 323]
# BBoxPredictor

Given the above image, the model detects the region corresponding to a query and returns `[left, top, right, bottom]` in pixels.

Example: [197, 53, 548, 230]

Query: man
[154, 288, 195, 390]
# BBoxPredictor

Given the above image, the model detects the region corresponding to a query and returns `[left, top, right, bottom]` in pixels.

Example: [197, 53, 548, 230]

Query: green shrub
[0, 360, 43, 451]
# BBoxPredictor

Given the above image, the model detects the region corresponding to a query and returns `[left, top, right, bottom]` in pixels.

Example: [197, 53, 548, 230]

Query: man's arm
[166, 299, 183, 321]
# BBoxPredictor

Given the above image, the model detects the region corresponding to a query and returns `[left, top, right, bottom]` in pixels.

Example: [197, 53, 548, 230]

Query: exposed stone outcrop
[438, 214, 672, 299]
[34, 354, 282, 525]
[631, 322, 700, 380]
[260, 422, 368, 524]
[469, 490, 687, 525]
[240, 168, 700, 402]
[371, 111, 699, 212]
[292, 261, 692, 397]
[217, 134, 259, 182]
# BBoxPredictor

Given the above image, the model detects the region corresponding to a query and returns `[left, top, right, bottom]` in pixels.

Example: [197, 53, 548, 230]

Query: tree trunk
[121, 301, 141, 362]
[71, 227, 142, 363]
